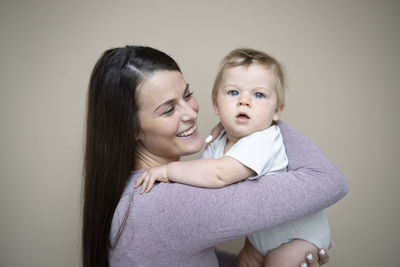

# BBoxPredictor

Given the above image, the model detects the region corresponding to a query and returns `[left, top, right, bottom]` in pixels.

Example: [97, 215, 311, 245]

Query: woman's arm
[150, 121, 348, 252]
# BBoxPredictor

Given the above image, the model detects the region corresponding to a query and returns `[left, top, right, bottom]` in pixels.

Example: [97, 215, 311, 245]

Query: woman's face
[137, 70, 204, 162]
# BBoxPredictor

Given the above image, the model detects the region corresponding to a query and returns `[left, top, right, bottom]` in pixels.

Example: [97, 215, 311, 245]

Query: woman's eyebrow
[154, 84, 189, 113]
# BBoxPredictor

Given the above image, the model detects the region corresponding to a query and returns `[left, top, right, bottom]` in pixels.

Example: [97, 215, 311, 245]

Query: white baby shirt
[202, 125, 288, 177]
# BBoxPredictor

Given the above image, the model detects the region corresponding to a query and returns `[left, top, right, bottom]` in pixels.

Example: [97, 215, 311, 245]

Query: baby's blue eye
[254, 92, 264, 98]
[228, 90, 239, 96]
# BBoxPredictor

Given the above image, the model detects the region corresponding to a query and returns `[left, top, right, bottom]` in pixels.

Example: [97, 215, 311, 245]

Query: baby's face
[213, 63, 282, 142]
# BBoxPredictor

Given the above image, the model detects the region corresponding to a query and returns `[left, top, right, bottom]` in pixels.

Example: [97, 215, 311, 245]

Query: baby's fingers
[140, 175, 150, 194]
[145, 178, 155, 193]
[135, 174, 145, 188]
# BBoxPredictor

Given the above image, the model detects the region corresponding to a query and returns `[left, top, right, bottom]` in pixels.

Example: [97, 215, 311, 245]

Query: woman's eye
[228, 90, 239, 96]
[254, 92, 265, 98]
[184, 91, 194, 100]
[162, 105, 175, 115]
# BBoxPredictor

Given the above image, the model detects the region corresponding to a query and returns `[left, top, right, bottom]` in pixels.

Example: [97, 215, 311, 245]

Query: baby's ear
[212, 99, 220, 115]
[273, 104, 285, 121]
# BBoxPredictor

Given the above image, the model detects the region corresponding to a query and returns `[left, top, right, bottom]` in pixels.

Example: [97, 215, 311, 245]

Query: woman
[82, 45, 348, 267]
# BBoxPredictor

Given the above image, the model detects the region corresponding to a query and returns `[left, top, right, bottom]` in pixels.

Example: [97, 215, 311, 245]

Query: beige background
[1, 0, 399, 266]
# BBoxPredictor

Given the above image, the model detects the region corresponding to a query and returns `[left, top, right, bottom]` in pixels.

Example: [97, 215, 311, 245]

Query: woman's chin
[185, 141, 204, 155]
[177, 135, 204, 155]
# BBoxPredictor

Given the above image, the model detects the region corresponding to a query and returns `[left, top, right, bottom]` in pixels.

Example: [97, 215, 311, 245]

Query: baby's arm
[169, 156, 255, 187]
[136, 127, 285, 193]
[135, 156, 255, 193]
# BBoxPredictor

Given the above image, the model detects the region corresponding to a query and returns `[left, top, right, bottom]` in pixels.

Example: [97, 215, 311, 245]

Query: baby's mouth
[177, 125, 197, 137]
[236, 113, 250, 120]
[236, 112, 250, 123]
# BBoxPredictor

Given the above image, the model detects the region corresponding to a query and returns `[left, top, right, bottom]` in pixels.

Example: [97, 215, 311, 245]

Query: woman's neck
[135, 143, 179, 170]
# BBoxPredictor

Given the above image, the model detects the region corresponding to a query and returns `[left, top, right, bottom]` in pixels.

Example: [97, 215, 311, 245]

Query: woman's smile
[177, 124, 198, 137]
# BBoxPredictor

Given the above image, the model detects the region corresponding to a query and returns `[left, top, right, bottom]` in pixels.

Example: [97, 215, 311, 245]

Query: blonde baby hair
[212, 48, 285, 108]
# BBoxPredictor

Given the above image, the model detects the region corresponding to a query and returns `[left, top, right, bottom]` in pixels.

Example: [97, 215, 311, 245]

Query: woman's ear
[136, 128, 144, 142]
[273, 104, 285, 121]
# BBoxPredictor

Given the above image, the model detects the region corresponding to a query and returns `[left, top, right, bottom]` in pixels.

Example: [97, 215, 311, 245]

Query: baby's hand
[135, 165, 169, 194]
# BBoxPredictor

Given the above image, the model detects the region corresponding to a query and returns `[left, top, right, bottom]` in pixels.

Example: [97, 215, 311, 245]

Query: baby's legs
[263, 239, 318, 267]
[236, 238, 264, 267]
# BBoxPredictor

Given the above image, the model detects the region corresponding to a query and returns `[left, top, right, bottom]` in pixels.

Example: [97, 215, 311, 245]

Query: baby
[136, 48, 330, 267]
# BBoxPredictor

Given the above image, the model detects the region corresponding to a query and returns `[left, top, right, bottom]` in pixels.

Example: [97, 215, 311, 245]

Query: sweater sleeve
[151, 121, 348, 253]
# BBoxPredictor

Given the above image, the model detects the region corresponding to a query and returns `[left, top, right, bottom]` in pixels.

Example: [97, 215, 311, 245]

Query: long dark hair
[82, 46, 181, 267]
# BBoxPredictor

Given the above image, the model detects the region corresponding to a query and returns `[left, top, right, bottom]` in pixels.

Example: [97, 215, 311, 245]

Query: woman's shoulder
[115, 170, 176, 222]
[110, 171, 149, 240]
[110, 172, 194, 264]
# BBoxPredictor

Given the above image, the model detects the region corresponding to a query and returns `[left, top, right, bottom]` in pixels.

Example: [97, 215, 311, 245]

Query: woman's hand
[237, 239, 332, 267]
[299, 241, 333, 267]
[205, 122, 223, 146]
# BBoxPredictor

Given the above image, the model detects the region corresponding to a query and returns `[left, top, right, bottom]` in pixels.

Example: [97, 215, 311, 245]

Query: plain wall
[1, 0, 399, 266]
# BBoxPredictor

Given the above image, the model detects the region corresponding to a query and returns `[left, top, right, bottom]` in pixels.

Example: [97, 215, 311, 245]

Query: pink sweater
[109, 121, 348, 266]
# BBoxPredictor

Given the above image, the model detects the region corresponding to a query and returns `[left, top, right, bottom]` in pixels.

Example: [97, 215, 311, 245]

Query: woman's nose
[181, 100, 198, 121]
[237, 96, 251, 107]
